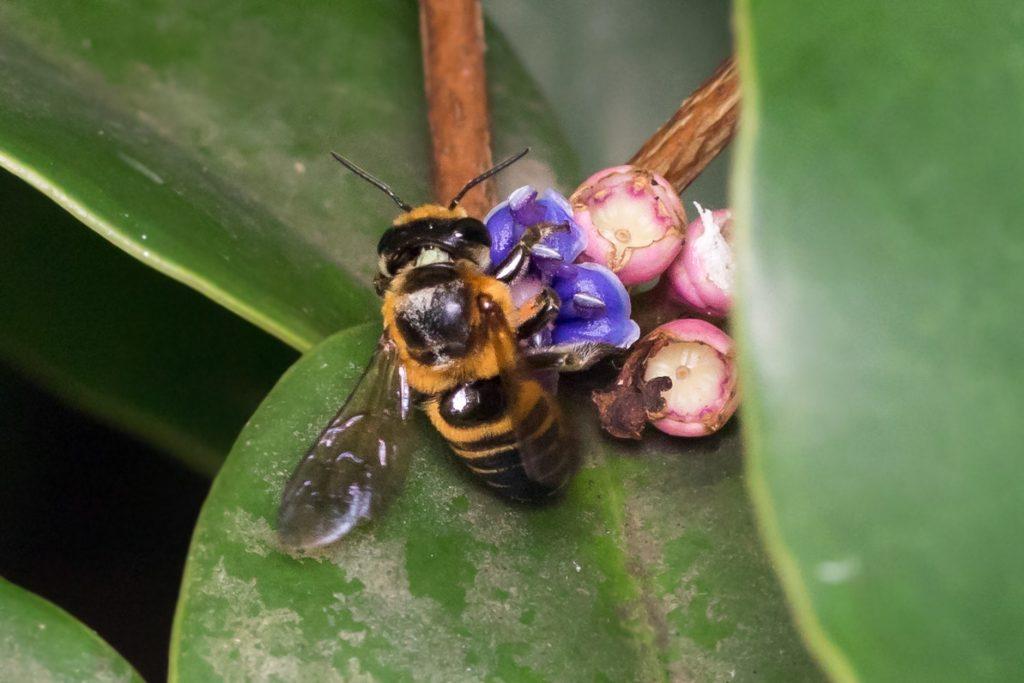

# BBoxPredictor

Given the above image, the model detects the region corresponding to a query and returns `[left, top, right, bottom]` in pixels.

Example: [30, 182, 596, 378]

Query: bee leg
[516, 287, 560, 340]
[373, 272, 391, 296]
[492, 221, 571, 283]
[522, 341, 624, 373]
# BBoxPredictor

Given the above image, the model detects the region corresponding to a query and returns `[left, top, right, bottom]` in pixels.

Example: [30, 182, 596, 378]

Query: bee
[278, 149, 616, 549]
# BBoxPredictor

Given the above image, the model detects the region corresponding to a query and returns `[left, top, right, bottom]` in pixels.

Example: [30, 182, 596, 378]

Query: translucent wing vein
[277, 334, 413, 548]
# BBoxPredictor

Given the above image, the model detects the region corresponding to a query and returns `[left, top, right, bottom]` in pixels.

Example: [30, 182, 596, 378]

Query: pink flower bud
[570, 165, 685, 286]
[643, 319, 739, 436]
[592, 318, 739, 439]
[667, 203, 734, 317]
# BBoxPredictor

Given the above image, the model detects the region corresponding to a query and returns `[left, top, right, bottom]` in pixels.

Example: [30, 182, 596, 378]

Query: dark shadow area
[0, 364, 210, 681]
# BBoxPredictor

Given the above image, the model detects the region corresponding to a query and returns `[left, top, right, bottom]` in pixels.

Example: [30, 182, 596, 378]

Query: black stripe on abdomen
[451, 418, 565, 502]
[456, 445, 557, 502]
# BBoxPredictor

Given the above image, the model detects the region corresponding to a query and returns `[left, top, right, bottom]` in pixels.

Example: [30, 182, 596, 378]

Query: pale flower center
[591, 195, 664, 249]
[644, 341, 726, 416]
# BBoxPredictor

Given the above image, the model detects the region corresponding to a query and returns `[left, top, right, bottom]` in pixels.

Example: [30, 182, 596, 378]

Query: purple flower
[485, 186, 639, 349]
[483, 186, 586, 269]
[550, 263, 640, 347]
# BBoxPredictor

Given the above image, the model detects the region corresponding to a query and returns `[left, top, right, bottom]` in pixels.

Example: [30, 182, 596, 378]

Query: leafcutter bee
[278, 149, 617, 549]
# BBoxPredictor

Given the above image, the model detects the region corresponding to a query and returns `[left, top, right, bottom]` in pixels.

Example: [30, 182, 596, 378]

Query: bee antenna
[448, 148, 530, 210]
[331, 152, 413, 212]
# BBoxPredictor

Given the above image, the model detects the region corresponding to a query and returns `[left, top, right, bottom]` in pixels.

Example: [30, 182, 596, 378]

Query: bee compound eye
[452, 218, 490, 247]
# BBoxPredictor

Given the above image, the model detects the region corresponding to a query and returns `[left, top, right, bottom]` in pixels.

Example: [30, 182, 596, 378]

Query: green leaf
[0, 578, 142, 682]
[734, 2, 1024, 680]
[171, 324, 820, 681]
[0, 2, 577, 351]
[0, 170, 296, 475]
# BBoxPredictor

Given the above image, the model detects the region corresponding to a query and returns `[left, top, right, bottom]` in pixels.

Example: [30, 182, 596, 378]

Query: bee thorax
[391, 264, 472, 366]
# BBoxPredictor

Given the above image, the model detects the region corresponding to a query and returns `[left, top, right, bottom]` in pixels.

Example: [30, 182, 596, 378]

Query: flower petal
[550, 263, 638, 347]
[508, 185, 545, 225]
[483, 201, 519, 266]
[538, 189, 586, 263]
[488, 186, 586, 267]
[551, 316, 640, 347]
[552, 263, 631, 322]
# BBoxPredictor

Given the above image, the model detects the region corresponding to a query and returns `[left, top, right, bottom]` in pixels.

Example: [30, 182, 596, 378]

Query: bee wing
[477, 295, 580, 495]
[509, 369, 580, 493]
[277, 334, 414, 549]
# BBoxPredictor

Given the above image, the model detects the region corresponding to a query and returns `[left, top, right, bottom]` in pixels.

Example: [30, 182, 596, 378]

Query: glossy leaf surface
[0, 171, 296, 474]
[172, 324, 820, 681]
[0, 578, 142, 682]
[0, 1, 577, 351]
[734, 2, 1024, 680]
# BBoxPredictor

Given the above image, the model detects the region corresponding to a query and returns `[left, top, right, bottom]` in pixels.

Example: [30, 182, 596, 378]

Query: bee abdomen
[427, 378, 571, 501]
[456, 445, 554, 501]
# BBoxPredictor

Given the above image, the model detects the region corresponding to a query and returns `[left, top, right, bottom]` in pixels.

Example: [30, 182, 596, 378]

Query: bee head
[328, 148, 530, 294]
[376, 205, 491, 283]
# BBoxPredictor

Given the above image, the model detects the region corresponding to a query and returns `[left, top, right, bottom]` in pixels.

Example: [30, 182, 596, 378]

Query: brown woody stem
[629, 57, 740, 193]
[418, 0, 494, 216]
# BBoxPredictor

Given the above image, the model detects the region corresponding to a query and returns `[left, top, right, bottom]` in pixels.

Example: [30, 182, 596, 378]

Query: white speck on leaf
[224, 509, 276, 557]
[815, 557, 862, 584]
[116, 151, 164, 185]
[197, 559, 346, 682]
